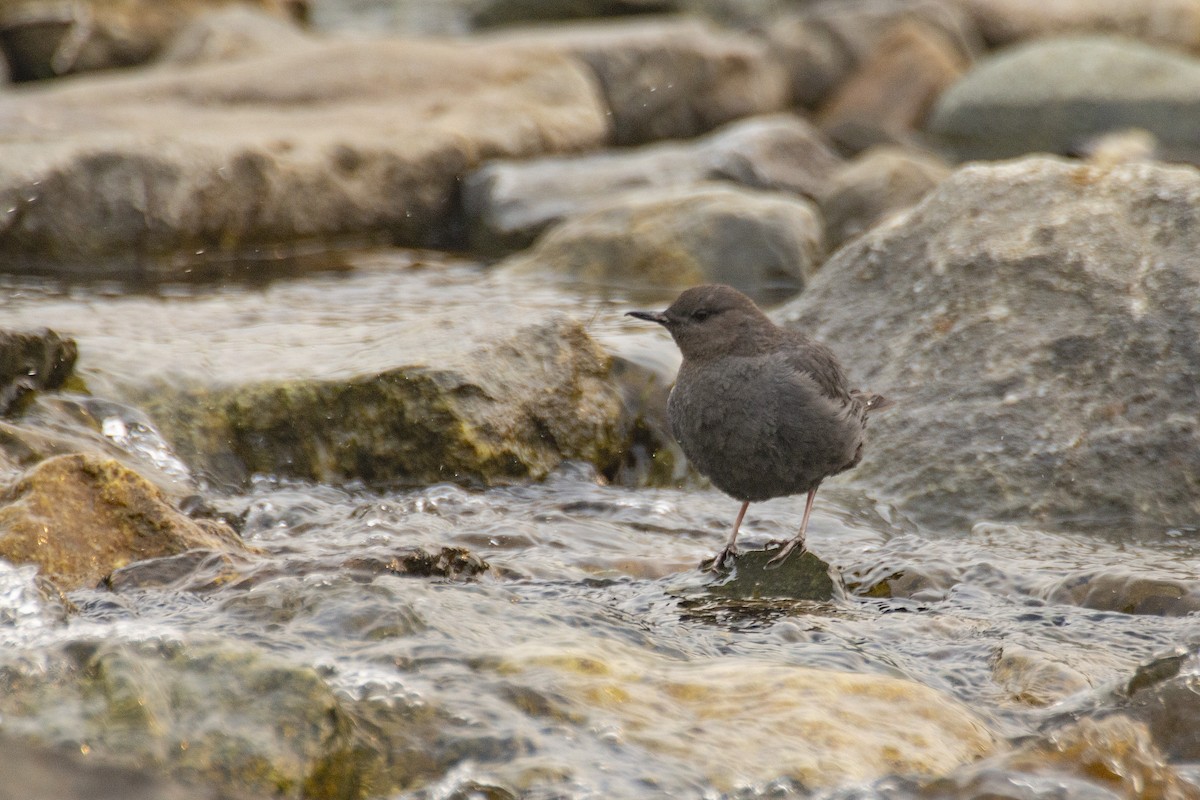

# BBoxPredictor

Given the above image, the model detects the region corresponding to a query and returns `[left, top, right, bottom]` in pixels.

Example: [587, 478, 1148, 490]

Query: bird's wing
[780, 337, 853, 404]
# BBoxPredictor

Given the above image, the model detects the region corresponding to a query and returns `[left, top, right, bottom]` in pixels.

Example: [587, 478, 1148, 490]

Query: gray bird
[627, 284, 890, 570]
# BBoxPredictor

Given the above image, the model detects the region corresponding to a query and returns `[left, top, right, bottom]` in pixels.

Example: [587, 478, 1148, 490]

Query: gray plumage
[627, 284, 889, 569]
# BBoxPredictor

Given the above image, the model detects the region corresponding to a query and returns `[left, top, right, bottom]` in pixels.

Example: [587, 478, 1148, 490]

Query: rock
[951, 0, 1200, 51]
[766, 0, 980, 109]
[159, 4, 311, 65]
[500, 183, 824, 294]
[1118, 647, 1200, 761]
[916, 715, 1193, 799]
[0, 731, 238, 800]
[927, 35, 1200, 163]
[0, 328, 78, 415]
[471, 0, 678, 28]
[818, 145, 950, 249]
[0, 0, 306, 81]
[817, 19, 968, 152]
[0, 36, 607, 275]
[1041, 570, 1200, 616]
[485, 16, 790, 145]
[141, 318, 636, 488]
[0, 453, 247, 590]
[465, 113, 843, 254]
[498, 642, 995, 792]
[705, 548, 842, 601]
[0, 639, 392, 798]
[777, 156, 1200, 531]
[990, 644, 1093, 706]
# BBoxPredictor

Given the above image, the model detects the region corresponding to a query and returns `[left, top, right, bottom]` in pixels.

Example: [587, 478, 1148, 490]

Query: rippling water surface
[4, 250, 1199, 797]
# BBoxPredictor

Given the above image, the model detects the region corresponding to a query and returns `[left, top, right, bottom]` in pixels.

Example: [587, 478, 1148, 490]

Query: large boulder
[0, 453, 247, 590]
[0, 35, 607, 275]
[500, 183, 825, 294]
[928, 35, 1200, 162]
[778, 156, 1200, 531]
[484, 16, 790, 145]
[140, 318, 645, 488]
[465, 114, 842, 254]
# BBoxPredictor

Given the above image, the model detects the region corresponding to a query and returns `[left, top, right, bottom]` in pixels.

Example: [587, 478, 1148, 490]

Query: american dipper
[627, 284, 890, 570]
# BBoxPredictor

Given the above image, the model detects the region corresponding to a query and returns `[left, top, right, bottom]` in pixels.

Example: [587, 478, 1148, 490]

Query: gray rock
[485, 16, 790, 145]
[778, 156, 1200, 531]
[818, 145, 949, 249]
[0, 36, 606, 275]
[501, 183, 824, 294]
[951, 0, 1200, 51]
[465, 113, 842, 254]
[928, 35, 1200, 162]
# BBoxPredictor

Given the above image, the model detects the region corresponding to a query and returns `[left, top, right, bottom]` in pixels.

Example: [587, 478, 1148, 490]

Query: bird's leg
[767, 485, 818, 567]
[703, 500, 749, 572]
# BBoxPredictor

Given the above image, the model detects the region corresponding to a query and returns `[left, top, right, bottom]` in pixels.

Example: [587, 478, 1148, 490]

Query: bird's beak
[626, 310, 669, 326]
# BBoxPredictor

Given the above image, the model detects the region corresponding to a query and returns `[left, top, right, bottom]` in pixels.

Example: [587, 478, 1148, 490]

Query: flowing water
[3, 250, 1199, 797]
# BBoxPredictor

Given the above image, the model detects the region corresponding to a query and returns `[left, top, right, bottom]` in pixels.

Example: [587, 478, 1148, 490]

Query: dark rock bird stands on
[628, 284, 891, 571]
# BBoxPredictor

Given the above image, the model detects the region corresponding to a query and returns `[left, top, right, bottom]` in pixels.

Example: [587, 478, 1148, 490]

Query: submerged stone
[706, 548, 842, 602]
[0, 328, 78, 416]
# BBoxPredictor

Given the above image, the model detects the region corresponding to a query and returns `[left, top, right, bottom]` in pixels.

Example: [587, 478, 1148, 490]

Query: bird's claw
[702, 545, 738, 572]
[765, 537, 806, 569]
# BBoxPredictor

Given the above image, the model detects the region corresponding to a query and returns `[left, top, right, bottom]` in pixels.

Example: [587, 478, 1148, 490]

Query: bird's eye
[691, 309, 713, 322]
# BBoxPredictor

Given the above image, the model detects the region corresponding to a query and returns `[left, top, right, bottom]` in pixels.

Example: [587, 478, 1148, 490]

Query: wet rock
[498, 642, 996, 792]
[916, 715, 1193, 800]
[952, 0, 1200, 51]
[1118, 647, 1200, 761]
[0, 453, 247, 590]
[778, 157, 1200, 531]
[990, 644, 1093, 707]
[1041, 569, 1200, 616]
[0, 638, 451, 799]
[928, 36, 1200, 163]
[818, 144, 950, 249]
[0, 36, 606, 275]
[500, 183, 823, 293]
[817, 19, 968, 153]
[486, 16, 790, 145]
[0, 731, 239, 800]
[766, 0, 980, 109]
[0, 328, 77, 416]
[142, 318, 637, 489]
[0, 0, 305, 81]
[705, 548, 842, 601]
[465, 113, 843, 255]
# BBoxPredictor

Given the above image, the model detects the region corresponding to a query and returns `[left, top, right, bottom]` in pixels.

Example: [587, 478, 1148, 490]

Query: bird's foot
[765, 536, 806, 568]
[702, 544, 738, 572]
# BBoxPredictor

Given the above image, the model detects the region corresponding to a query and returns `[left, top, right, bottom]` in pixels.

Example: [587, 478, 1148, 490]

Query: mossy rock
[143, 318, 640, 488]
[0, 452, 248, 590]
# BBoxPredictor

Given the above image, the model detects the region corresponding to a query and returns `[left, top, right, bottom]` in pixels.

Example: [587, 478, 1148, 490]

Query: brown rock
[0, 0, 306, 81]
[486, 16, 790, 145]
[817, 20, 968, 151]
[0, 453, 247, 590]
[766, 0, 980, 109]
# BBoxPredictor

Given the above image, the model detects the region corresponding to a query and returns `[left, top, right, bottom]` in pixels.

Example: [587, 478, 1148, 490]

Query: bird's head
[626, 284, 775, 360]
